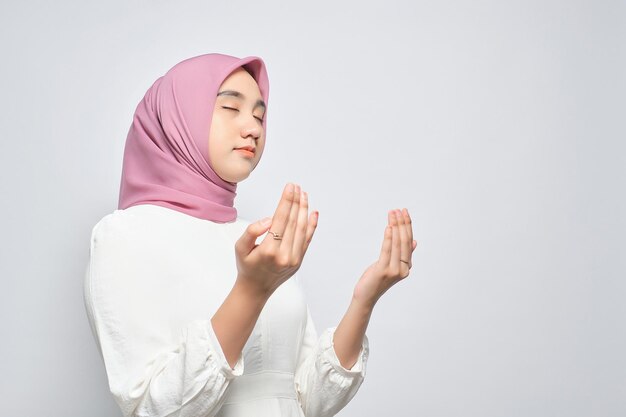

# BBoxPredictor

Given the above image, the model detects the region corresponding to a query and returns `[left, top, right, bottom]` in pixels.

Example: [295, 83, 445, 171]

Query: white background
[1, 0, 624, 416]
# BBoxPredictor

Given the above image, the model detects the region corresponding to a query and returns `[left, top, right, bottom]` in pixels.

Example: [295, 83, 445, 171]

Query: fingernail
[287, 183, 294, 192]
[260, 217, 272, 226]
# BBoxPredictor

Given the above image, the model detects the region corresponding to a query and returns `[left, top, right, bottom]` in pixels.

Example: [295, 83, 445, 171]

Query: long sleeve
[293, 307, 370, 417]
[83, 214, 244, 417]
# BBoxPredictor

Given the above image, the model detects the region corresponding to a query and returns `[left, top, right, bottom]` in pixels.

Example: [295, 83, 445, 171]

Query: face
[208, 67, 266, 183]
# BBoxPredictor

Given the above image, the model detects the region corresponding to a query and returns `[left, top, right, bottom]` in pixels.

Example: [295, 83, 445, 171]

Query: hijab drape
[118, 53, 270, 223]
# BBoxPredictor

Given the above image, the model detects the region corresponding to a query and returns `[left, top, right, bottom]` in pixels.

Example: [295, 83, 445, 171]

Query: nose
[241, 115, 262, 141]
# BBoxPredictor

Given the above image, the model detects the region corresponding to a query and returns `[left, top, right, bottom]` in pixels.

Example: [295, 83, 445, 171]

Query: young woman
[83, 53, 417, 417]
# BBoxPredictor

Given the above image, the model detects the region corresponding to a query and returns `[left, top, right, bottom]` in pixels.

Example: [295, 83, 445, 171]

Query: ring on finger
[268, 231, 283, 240]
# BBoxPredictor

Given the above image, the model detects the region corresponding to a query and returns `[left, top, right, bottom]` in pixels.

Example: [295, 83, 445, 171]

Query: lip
[235, 148, 255, 158]
[235, 145, 255, 153]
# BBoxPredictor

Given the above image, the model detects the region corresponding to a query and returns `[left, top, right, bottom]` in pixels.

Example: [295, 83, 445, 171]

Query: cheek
[208, 120, 228, 151]
[208, 135, 226, 169]
[255, 141, 265, 159]
[258, 134, 266, 150]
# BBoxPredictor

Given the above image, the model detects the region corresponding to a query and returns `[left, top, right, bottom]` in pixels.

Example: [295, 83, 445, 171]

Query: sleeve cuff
[321, 327, 369, 376]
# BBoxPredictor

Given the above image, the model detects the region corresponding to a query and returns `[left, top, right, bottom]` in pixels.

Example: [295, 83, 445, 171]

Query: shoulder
[90, 205, 150, 242]
[90, 205, 254, 248]
[89, 209, 127, 244]
[89, 205, 185, 256]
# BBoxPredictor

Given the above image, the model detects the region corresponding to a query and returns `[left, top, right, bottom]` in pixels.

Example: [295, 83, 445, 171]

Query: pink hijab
[118, 53, 270, 223]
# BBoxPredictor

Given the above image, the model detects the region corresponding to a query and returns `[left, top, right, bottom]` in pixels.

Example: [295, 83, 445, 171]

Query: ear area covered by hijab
[117, 53, 270, 223]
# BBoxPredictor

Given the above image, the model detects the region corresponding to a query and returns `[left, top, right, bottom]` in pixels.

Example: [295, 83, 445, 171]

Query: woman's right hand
[234, 183, 318, 298]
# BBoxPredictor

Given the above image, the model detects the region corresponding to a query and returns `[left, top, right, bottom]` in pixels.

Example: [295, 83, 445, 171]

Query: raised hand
[353, 208, 418, 307]
[234, 183, 318, 297]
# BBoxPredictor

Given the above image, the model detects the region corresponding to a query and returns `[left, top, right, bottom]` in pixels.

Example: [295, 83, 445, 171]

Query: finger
[378, 218, 393, 266]
[403, 208, 414, 249]
[262, 183, 294, 246]
[292, 189, 309, 261]
[379, 211, 393, 267]
[279, 183, 301, 255]
[236, 217, 273, 254]
[397, 209, 411, 270]
[389, 209, 401, 273]
[302, 210, 318, 254]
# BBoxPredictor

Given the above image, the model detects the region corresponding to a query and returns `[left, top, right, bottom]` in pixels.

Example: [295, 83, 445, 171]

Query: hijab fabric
[118, 53, 270, 223]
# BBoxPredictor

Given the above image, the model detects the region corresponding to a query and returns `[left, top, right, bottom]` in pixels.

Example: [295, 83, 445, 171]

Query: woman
[83, 53, 417, 417]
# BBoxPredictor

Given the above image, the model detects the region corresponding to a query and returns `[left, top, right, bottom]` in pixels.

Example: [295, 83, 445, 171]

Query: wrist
[352, 284, 380, 311]
[350, 293, 376, 316]
[234, 275, 273, 304]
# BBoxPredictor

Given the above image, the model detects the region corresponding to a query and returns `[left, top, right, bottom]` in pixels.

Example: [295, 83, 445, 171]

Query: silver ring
[268, 231, 282, 240]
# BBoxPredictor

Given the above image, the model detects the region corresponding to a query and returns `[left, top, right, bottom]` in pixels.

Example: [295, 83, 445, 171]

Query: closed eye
[221, 106, 264, 124]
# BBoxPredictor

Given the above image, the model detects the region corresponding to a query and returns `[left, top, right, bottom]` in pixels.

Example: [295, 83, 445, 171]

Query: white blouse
[83, 204, 369, 417]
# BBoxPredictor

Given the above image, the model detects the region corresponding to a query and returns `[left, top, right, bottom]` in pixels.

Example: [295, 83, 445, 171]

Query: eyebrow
[217, 90, 266, 111]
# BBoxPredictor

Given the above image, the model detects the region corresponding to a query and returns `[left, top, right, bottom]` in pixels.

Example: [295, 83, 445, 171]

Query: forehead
[219, 67, 261, 96]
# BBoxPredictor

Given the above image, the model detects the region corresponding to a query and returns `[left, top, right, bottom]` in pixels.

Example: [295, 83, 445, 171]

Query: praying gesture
[233, 183, 418, 371]
[353, 208, 417, 307]
[235, 183, 318, 297]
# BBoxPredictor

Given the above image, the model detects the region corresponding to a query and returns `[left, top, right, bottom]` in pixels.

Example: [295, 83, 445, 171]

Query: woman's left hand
[353, 208, 418, 308]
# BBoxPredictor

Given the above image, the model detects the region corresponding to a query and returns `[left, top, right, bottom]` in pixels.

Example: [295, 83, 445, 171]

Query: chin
[219, 157, 257, 183]
[229, 170, 253, 183]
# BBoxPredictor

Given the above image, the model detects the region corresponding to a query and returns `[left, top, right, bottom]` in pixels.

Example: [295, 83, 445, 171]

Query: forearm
[333, 296, 374, 370]
[211, 278, 270, 368]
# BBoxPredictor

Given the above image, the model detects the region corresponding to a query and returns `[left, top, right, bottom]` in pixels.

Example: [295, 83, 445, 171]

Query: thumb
[236, 217, 273, 252]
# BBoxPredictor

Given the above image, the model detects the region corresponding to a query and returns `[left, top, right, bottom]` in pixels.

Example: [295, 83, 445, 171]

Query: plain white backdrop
[1, 0, 624, 416]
